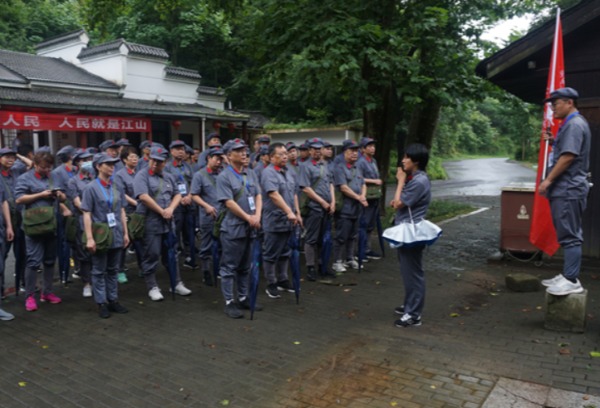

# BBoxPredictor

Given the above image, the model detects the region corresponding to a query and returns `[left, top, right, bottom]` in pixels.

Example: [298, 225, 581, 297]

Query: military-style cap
[116, 138, 132, 147]
[322, 141, 333, 148]
[149, 146, 169, 161]
[257, 135, 271, 144]
[93, 152, 120, 167]
[73, 148, 92, 162]
[544, 87, 579, 103]
[285, 142, 297, 151]
[359, 137, 376, 148]
[86, 147, 99, 154]
[35, 146, 51, 154]
[259, 146, 270, 156]
[169, 140, 186, 149]
[308, 138, 324, 149]
[223, 138, 247, 153]
[208, 147, 225, 157]
[99, 140, 117, 151]
[207, 133, 221, 143]
[139, 140, 153, 150]
[342, 140, 360, 151]
[0, 147, 16, 157]
[57, 145, 76, 157]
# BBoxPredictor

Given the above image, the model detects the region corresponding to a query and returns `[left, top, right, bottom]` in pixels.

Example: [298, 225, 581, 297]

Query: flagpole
[542, 7, 561, 180]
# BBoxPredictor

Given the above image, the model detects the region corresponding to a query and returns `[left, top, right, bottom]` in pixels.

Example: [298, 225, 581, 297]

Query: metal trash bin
[501, 182, 538, 253]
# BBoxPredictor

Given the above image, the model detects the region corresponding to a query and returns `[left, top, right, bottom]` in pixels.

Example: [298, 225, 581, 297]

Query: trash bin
[500, 182, 538, 253]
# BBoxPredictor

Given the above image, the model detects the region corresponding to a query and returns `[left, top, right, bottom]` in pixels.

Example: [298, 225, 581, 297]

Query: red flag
[529, 9, 564, 256]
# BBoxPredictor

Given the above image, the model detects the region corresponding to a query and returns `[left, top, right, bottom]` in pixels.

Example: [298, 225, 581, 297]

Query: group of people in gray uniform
[0, 133, 385, 321]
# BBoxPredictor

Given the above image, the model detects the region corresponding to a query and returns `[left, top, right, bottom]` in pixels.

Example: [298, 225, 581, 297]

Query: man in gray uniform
[298, 138, 336, 280]
[332, 140, 367, 272]
[539, 87, 591, 296]
[191, 146, 224, 286]
[249, 135, 270, 169]
[133, 146, 192, 301]
[261, 143, 300, 298]
[356, 137, 383, 260]
[99, 140, 124, 173]
[196, 133, 221, 171]
[216, 139, 262, 318]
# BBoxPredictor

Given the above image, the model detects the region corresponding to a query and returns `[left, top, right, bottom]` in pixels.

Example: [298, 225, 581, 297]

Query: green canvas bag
[366, 185, 382, 199]
[127, 213, 146, 241]
[23, 206, 56, 237]
[65, 216, 78, 243]
[82, 222, 114, 252]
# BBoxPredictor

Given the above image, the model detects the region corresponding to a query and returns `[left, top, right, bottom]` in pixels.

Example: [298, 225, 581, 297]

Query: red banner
[529, 9, 563, 256]
[0, 111, 150, 133]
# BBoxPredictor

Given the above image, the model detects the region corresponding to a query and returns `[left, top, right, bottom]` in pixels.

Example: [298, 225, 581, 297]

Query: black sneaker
[203, 271, 214, 287]
[183, 258, 197, 269]
[265, 284, 281, 299]
[306, 266, 317, 282]
[276, 280, 295, 293]
[224, 302, 243, 319]
[366, 250, 382, 260]
[98, 303, 111, 319]
[394, 305, 405, 315]
[319, 266, 337, 279]
[108, 301, 128, 314]
[395, 313, 422, 327]
[238, 298, 263, 311]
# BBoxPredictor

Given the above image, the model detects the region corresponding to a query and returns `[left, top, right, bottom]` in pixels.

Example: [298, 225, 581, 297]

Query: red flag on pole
[529, 8, 564, 256]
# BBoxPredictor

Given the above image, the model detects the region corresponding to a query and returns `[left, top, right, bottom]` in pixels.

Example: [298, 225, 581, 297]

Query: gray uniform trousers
[198, 220, 215, 272]
[398, 244, 426, 318]
[140, 231, 183, 290]
[303, 208, 328, 266]
[24, 233, 57, 297]
[262, 230, 292, 285]
[333, 215, 359, 262]
[550, 197, 586, 280]
[219, 231, 252, 302]
[91, 248, 120, 304]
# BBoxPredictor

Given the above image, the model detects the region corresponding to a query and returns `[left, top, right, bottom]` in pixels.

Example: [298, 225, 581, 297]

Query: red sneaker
[40, 293, 62, 304]
[25, 296, 38, 312]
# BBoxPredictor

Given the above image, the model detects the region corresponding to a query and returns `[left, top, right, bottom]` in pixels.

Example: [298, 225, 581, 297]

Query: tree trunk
[407, 97, 442, 149]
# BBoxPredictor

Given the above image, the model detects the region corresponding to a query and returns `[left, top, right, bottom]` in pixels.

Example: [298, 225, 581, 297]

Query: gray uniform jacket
[333, 161, 365, 219]
[261, 164, 296, 233]
[216, 166, 261, 239]
[133, 169, 180, 234]
[395, 170, 431, 224]
[114, 167, 137, 213]
[15, 170, 57, 210]
[298, 160, 332, 213]
[80, 179, 127, 249]
[191, 168, 221, 225]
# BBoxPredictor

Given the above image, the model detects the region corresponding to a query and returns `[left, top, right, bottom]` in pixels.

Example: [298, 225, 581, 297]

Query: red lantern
[212, 121, 221, 130]
[228, 122, 236, 132]
[172, 120, 181, 130]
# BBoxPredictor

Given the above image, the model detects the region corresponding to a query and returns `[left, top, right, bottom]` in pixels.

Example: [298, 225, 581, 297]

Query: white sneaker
[173, 282, 192, 296]
[541, 274, 563, 287]
[344, 259, 360, 270]
[546, 276, 584, 296]
[148, 287, 164, 301]
[82, 285, 92, 298]
[332, 261, 347, 273]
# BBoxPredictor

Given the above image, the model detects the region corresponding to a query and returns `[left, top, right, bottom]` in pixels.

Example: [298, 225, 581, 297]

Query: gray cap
[544, 87, 579, 102]
[35, 146, 51, 154]
[140, 140, 153, 150]
[0, 147, 16, 157]
[73, 148, 93, 162]
[57, 145, 76, 157]
[99, 140, 117, 151]
[169, 140, 186, 149]
[342, 140, 360, 151]
[223, 138, 247, 153]
[149, 146, 169, 161]
[116, 138, 132, 147]
[308, 138, 324, 149]
[93, 152, 120, 167]
[208, 147, 225, 157]
[359, 137, 376, 148]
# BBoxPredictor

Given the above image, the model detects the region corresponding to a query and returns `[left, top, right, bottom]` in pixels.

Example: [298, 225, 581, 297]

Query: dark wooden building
[477, 0, 600, 257]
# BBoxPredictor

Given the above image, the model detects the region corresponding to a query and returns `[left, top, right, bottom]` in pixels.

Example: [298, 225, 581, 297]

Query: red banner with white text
[0, 111, 150, 133]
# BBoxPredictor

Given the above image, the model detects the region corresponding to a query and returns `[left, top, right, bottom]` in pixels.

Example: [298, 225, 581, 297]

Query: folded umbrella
[164, 220, 179, 300]
[375, 205, 385, 257]
[185, 211, 197, 268]
[249, 234, 262, 320]
[288, 226, 301, 304]
[320, 215, 333, 274]
[357, 213, 368, 273]
[211, 237, 221, 289]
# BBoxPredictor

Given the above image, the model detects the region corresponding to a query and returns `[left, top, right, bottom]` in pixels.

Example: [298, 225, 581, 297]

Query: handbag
[23, 206, 56, 237]
[127, 213, 146, 241]
[382, 208, 442, 248]
[82, 222, 114, 252]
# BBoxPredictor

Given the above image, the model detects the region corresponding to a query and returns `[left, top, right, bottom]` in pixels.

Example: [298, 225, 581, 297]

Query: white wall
[36, 33, 89, 65]
[79, 52, 127, 86]
[267, 128, 362, 147]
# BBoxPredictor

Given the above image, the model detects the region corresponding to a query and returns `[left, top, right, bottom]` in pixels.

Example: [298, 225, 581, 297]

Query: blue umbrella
[249, 235, 262, 320]
[185, 211, 197, 268]
[211, 237, 221, 288]
[288, 226, 301, 304]
[375, 205, 386, 257]
[164, 220, 179, 300]
[320, 215, 333, 275]
[357, 212, 368, 273]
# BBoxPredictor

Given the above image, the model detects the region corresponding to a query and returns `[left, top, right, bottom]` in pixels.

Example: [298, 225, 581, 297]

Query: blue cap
[257, 135, 270, 144]
[149, 146, 168, 161]
[116, 138, 132, 147]
[359, 137, 376, 148]
[92, 152, 120, 167]
[308, 138, 324, 149]
[223, 138, 247, 153]
[35, 146, 51, 154]
[185, 144, 194, 155]
[208, 147, 224, 157]
[0, 147, 16, 157]
[57, 145, 75, 157]
[207, 133, 221, 144]
[86, 147, 99, 154]
[259, 146, 270, 156]
[544, 87, 579, 102]
[139, 140, 152, 150]
[169, 140, 186, 149]
[342, 140, 360, 151]
[73, 148, 92, 162]
[99, 140, 117, 151]
[285, 142, 297, 151]
[322, 141, 333, 148]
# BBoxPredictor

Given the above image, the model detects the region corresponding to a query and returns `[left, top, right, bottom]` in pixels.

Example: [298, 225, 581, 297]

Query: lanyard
[173, 162, 188, 183]
[558, 112, 580, 133]
[227, 165, 249, 194]
[96, 178, 114, 211]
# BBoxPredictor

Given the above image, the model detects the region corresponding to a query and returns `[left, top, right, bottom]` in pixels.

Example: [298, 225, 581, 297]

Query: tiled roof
[197, 85, 224, 96]
[78, 39, 169, 60]
[235, 110, 270, 129]
[35, 29, 87, 49]
[0, 63, 27, 84]
[165, 66, 202, 80]
[0, 49, 118, 89]
[0, 87, 249, 121]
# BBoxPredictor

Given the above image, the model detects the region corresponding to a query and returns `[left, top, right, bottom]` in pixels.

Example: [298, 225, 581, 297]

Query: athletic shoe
[148, 287, 164, 301]
[306, 266, 317, 282]
[332, 261, 347, 273]
[344, 259, 360, 270]
[108, 301, 128, 314]
[394, 305, 405, 315]
[126, 247, 136, 255]
[40, 293, 62, 304]
[277, 280, 295, 293]
[354, 255, 369, 263]
[117, 272, 128, 284]
[238, 298, 263, 311]
[224, 302, 243, 319]
[395, 313, 422, 327]
[183, 258, 197, 269]
[83, 285, 92, 298]
[71, 271, 81, 280]
[541, 274, 563, 287]
[265, 284, 281, 299]
[366, 250, 382, 260]
[25, 296, 38, 312]
[173, 282, 192, 296]
[98, 303, 111, 319]
[0, 308, 15, 321]
[546, 276, 584, 296]
[319, 266, 337, 279]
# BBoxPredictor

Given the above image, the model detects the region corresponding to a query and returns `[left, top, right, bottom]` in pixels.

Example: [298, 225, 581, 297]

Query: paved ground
[1, 195, 599, 407]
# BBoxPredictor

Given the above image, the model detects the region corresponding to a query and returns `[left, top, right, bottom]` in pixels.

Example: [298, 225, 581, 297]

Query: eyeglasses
[550, 99, 567, 109]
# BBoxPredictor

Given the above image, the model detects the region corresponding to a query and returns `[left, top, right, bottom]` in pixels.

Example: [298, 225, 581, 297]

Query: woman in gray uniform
[390, 144, 431, 328]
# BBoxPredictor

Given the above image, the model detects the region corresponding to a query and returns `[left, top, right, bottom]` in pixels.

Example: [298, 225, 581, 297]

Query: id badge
[248, 196, 256, 212]
[107, 212, 117, 228]
[178, 183, 187, 195]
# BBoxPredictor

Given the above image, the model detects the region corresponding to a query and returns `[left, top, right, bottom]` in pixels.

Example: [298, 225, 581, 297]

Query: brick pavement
[0, 195, 599, 407]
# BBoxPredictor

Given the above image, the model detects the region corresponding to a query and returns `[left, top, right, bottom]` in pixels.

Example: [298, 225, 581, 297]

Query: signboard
[0, 111, 150, 133]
